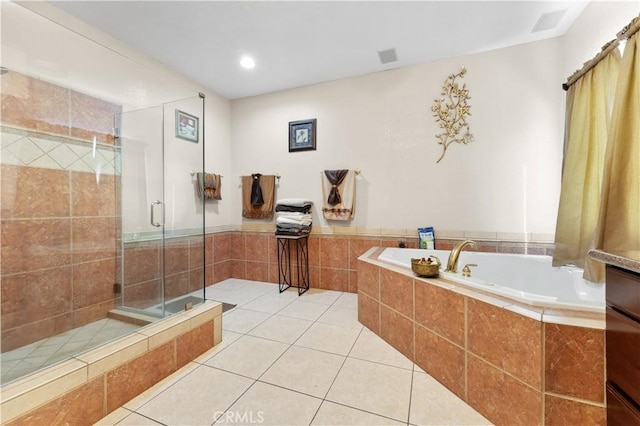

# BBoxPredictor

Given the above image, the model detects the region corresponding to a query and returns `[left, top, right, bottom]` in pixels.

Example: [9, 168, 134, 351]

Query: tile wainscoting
[197, 228, 555, 295]
[357, 248, 605, 426]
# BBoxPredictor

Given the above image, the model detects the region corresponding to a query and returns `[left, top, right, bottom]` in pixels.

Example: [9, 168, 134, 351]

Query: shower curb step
[107, 309, 156, 326]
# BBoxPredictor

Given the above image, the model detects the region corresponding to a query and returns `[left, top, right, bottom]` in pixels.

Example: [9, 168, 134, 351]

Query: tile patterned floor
[97, 279, 491, 426]
[1, 318, 140, 385]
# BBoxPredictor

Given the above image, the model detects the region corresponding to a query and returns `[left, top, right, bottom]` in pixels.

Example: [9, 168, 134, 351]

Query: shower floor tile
[0, 318, 140, 385]
[94, 279, 492, 426]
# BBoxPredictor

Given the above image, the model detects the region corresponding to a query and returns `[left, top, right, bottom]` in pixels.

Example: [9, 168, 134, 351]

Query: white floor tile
[84, 278, 494, 426]
[136, 365, 253, 426]
[124, 362, 202, 411]
[277, 299, 331, 321]
[93, 407, 131, 425]
[349, 328, 414, 370]
[409, 371, 491, 426]
[222, 308, 271, 333]
[312, 401, 405, 425]
[116, 412, 163, 425]
[208, 279, 252, 291]
[260, 345, 345, 398]
[216, 381, 322, 426]
[241, 294, 295, 314]
[295, 322, 360, 356]
[271, 287, 304, 300]
[195, 330, 243, 363]
[205, 335, 288, 379]
[298, 288, 342, 305]
[216, 291, 265, 307]
[332, 292, 358, 309]
[326, 357, 412, 422]
[248, 314, 313, 344]
[317, 305, 362, 329]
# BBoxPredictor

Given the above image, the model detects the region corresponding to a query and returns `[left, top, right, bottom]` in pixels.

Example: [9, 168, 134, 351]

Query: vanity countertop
[589, 249, 640, 274]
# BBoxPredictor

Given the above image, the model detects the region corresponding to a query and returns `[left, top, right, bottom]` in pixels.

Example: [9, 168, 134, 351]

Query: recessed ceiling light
[240, 56, 255, 69]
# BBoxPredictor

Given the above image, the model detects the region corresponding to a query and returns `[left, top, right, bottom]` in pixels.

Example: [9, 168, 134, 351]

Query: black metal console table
[276, 234, 309, 295]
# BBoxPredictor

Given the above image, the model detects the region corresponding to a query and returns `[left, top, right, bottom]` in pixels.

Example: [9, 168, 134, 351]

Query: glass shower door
[160, 96, 205, 314]
[116, 95, 205, 318]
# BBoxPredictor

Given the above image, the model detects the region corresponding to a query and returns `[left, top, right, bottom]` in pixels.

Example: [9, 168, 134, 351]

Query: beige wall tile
[76, 332, 148, 380]
[0, 359, 88, 424]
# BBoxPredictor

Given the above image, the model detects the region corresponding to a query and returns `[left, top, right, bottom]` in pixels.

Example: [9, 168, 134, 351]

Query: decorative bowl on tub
[411, 255, 441, 278]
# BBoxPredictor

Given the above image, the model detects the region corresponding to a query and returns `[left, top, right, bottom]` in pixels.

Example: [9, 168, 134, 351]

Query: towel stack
[275, 198, 313, 236]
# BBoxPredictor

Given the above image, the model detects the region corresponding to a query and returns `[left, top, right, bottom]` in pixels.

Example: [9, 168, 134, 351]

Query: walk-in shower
[0, 1, 206, 386]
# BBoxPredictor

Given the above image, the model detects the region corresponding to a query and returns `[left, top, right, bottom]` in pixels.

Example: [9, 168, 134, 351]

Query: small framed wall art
[175, 109, 199, 143]
[289, 118, 317, 152]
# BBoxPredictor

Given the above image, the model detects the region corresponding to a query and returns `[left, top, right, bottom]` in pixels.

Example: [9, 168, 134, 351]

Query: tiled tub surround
[357, 247, 606, 425]
[0, 301, 223, 426]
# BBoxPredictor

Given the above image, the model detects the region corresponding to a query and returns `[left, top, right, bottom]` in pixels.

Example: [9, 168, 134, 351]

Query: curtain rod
[563, 14, 640, 91]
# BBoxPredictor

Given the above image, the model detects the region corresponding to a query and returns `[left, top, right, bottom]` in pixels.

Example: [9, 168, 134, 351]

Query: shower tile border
[0, 301, 223, 425]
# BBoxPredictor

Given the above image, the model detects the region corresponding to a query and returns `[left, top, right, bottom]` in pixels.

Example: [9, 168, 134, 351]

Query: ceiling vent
[532, 9, 567, 33]
[377, 48, 398, 65]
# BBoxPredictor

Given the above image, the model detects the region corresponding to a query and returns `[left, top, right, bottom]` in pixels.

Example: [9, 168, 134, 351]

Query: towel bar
[239, 174, 281, 181]
[191, 171, 223, 177]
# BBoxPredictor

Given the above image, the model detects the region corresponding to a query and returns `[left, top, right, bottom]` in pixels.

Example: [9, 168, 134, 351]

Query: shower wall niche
[1, 70, 122, 353]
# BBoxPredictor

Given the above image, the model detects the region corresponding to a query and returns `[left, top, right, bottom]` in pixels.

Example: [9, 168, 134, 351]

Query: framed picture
[175, 109, 199, 143]
[289, 118, 316, 152]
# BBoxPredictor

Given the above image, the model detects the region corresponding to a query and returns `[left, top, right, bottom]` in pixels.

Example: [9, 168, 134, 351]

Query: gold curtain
[585, 32, 640, 282]
[553, 51, 620, 268]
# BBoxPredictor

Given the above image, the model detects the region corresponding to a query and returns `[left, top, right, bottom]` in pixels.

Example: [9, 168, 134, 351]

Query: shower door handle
[150, 200, 163, 227]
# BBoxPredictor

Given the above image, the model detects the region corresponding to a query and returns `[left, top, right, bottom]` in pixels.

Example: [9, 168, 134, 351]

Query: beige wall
[563, 1, 640, 77]
[4, 1, 639, 240]
[229, 1, 640, 239]
[231, 38, 565, 238]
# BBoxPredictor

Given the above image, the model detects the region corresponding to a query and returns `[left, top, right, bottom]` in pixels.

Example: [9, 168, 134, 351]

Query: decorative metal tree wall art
[431, 67, 474, 163]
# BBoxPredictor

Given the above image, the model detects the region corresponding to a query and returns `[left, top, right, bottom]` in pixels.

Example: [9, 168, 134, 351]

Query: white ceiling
[50, 1, 588, 100]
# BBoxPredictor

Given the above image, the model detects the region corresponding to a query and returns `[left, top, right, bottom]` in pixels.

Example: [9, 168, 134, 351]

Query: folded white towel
[277, 212, 312, 221]
[276, 216, 313, 226]
[275, 198, 313, 207]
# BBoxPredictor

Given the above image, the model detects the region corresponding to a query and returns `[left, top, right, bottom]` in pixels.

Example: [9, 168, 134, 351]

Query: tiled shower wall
[122, 237, 205, 310]
[1, 71, 121, 352]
